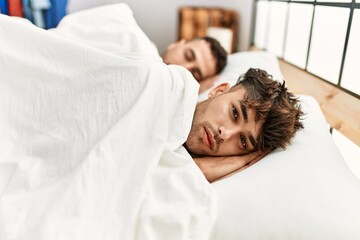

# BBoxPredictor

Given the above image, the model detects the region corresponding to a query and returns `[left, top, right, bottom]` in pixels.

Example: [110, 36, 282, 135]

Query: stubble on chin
[185, 100, 210, 156]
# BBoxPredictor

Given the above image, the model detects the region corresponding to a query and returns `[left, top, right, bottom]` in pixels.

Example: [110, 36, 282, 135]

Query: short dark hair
[199, 36, 227, 74]
[232, 68, 304, 152]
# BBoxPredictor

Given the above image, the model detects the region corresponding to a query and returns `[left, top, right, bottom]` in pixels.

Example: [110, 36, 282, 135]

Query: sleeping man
[185, 68, 304, 182]
[161, 36, 228, 82]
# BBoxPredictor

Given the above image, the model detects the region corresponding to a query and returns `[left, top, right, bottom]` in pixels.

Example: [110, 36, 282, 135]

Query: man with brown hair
[185, 68, 304, 182]
[162, 36, 228, 81]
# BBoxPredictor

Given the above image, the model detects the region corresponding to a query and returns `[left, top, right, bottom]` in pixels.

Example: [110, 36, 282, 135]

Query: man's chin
[184, 143, 212, 158]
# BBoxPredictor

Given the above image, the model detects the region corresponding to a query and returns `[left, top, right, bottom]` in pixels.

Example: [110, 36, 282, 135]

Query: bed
[207, 52, 360, 239]
[1, 3, 360, 240]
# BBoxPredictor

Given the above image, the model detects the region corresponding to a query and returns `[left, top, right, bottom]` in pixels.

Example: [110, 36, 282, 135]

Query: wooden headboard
[177, 6, 239, 53]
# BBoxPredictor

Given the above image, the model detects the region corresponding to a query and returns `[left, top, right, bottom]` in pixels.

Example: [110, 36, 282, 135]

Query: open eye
[240, 135, 247, 149]
[232, 106, 238, 120]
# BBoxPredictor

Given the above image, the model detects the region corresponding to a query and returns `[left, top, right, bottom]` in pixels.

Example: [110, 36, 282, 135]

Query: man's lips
[203, 126, 216, 151]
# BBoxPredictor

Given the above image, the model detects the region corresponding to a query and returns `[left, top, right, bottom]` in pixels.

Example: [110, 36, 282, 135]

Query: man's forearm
[193, 151, 266, 183]
[194, 157, 242, 182]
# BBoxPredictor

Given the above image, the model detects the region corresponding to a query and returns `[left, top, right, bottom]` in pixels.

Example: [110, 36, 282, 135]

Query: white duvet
[0, 13, 216, 240]
[50, 3, 161, 61]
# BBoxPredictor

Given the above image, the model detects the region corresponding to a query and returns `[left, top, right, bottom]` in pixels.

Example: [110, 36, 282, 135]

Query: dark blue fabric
[44, 0, 67, 29]
[22, 0, 33, 22]
[0, 0, 8, 14]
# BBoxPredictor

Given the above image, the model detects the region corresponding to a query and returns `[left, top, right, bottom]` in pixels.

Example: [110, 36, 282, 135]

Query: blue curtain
[0, 0, 8, 14]
[44, 0, 67, 29]
[22, 0, 33, 22]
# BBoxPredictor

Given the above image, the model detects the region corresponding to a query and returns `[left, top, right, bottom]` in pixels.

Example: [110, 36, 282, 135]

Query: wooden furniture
[178, 6, 239, 53]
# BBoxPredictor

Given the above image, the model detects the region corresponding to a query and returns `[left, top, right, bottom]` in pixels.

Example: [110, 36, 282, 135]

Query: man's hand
[193, 151, 267, 183]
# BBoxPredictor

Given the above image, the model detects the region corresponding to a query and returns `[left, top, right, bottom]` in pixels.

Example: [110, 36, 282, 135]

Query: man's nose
[182, 62, 195, 71]
[218, 125, 239, 142]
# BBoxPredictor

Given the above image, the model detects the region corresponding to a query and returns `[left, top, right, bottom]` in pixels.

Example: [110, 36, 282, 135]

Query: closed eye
[185, 49, 195, 61]
[192, 69, 201, 81]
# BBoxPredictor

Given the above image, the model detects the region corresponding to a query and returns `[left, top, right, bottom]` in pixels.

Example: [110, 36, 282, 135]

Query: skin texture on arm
[193, 151, 267, 183]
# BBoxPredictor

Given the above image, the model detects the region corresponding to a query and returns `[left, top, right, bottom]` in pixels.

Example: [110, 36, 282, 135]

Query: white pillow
[198, 51, 283, 101]
[210, 95, 360, 239]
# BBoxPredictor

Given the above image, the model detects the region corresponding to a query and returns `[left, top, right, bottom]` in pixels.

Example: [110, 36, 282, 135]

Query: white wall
[67, 0, 254, 54]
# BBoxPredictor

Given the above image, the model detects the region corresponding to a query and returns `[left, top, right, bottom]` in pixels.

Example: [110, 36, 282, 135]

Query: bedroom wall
[66, 0, 254, 54]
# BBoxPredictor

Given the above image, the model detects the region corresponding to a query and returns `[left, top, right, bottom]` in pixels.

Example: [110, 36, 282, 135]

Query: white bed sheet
[50, 3, 161, 61]
[0, 13, 216, 240]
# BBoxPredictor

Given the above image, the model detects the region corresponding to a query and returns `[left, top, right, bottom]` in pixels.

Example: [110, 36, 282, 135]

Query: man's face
[162, 39, 217, 81]
[185, 86, 262, 157]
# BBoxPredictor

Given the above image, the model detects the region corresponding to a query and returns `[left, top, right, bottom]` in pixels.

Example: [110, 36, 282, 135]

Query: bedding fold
[50, 3, 161, 61]
[0, 14, 216, 240]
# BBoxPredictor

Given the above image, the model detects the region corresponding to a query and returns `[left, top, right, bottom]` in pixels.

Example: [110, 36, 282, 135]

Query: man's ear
[167, 39, 186, 50]
[208, 83, 230, 98]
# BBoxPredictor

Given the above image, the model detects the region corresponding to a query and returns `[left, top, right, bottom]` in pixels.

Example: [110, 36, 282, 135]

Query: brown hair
[199, 36, 227, 74]
[233, 68, 304, 152]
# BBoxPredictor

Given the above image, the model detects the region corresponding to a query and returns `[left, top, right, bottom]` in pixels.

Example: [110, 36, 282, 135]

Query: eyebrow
[239, 101, 248, 122]
[240, 100, 257, 148]
[249, 135, 257, 149]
